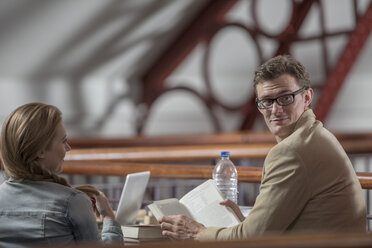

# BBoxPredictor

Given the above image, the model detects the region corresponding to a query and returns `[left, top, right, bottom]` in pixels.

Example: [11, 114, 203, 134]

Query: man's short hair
[253, 55, 311, 92]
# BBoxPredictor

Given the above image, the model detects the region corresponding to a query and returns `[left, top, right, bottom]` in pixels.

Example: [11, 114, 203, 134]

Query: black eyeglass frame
[256, 86, 309, 110]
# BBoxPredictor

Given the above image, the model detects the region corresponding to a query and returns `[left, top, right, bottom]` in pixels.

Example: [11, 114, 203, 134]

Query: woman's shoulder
[38, 180, 89, 199]
[0, 179, 91, 213]
[5, 179, 87, 200]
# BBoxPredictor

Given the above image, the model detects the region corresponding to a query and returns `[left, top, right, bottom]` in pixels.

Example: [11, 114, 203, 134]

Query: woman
[0, 103, 123, 246]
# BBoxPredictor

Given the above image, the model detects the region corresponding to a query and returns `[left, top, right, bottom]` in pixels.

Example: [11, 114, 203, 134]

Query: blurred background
[1, 0, 372, 219]
[1, 0, 372, 137]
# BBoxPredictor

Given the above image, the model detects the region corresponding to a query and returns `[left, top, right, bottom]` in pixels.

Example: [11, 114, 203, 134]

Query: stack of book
[121, 224, 170, 243]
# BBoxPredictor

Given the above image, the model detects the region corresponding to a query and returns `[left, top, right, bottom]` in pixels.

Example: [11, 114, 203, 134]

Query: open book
[147, 179, 240, 227]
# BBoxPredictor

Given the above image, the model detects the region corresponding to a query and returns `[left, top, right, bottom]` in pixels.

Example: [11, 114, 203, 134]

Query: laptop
[115, 171, 151, 225]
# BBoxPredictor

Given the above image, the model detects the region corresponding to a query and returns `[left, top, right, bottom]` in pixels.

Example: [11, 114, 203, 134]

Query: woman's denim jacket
[0, 178, 123, 247]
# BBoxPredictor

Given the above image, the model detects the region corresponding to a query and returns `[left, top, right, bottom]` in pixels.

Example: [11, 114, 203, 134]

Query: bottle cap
[221, 151, 230, 158]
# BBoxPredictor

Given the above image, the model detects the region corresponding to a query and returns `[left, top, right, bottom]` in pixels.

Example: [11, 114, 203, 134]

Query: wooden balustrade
[64, 143, 273, 162]
[134, 232, 372, 248]
[63, 133, 372, 190]
[65, 137, 372, 163]
[62, 161, 263, 182]
[62, 160, 372, 189]
[51, 232, 372, 248]
[68, 131, 372, 149]
[68, 131, 276, 148]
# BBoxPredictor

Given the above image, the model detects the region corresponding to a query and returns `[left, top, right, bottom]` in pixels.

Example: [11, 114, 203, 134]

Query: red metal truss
[138, 0, 372, 134]
[240, 0, 315, 130]
[314, 2, 372, 122]
[142, 0, 239, 106]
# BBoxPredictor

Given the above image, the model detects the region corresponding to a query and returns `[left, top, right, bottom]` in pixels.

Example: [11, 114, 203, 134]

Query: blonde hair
[0, 103, 99, 212]
[1, 102, 69, 184]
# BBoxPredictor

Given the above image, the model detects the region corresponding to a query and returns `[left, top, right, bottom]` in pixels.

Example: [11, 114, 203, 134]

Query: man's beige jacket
[201, 109, 366, 240]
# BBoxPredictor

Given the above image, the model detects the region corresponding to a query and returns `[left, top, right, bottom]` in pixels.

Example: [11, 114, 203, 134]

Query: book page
[147, 198, 193, 221]
[180, 180, 240, 227]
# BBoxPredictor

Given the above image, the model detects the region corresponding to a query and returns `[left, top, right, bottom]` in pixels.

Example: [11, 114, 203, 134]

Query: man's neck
[274, 121, 298, 143]
[274, 109, 311, 143]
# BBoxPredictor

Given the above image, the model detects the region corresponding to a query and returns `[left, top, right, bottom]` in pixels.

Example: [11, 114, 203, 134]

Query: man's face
[256, 74, 312, 142]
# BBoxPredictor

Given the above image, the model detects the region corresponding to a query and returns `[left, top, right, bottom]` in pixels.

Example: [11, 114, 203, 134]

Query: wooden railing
[62, 161, 262, 181]
[52, 232, 372, 248]
[68, 131, 372, 148]
[65, 143, 273, 162]
[62, 132, 372, 190]
[138, 232, 372, 248]
[67, 131, 276, 148]
[65, 138, 372, 163]
[62, 160, 372, 189]
[59, 132, 372, 237]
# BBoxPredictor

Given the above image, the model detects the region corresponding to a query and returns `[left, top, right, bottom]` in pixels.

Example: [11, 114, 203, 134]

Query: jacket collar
[292, 108, 316, 134]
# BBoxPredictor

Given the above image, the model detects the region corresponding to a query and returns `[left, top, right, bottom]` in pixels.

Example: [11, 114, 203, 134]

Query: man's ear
[304, 88, 314, 108]
[37, 150, 45, 159]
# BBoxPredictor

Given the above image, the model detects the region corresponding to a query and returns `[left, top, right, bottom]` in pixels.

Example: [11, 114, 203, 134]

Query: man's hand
[160, 215, 206, 240]
[219, 199, 245, 222]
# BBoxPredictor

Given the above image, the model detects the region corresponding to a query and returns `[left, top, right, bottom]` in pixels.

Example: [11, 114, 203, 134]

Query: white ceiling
[0, 0, 208, 79]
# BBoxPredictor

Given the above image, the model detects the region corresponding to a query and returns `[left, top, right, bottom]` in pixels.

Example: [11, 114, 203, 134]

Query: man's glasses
[256, 86, 308, 110]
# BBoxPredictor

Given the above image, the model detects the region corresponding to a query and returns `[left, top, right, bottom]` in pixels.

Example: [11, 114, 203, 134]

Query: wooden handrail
[65, 137, 372, 163]
[65, 143, 273, 162]
[62, 161, 262, 182]
[139, 232, 372, 248]
[51, 232, 372, 248]
[68, 131, 372, 149]
[339, 139, 372, 154]
[68, 131, 276, 148]
[61, 161, 372, 189]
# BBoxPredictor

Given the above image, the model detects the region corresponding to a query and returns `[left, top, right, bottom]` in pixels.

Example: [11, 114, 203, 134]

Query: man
[160, 55, 367, 240]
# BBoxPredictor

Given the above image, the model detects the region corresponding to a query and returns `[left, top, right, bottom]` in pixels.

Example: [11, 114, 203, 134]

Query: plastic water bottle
[213, 151, 238, 203]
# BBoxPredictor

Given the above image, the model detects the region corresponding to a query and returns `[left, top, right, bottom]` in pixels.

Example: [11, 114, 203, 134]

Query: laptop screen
[115, 171, 151, 225]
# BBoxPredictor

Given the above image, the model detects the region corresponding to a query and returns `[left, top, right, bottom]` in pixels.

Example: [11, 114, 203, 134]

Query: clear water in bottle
[213, 151, 238, 203]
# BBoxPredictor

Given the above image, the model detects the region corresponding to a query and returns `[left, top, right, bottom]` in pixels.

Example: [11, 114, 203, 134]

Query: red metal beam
[240, 0, 315, 130]
[314, 3, 372, 122]
[141, 0, 239, 106]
